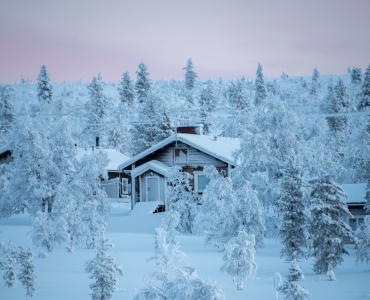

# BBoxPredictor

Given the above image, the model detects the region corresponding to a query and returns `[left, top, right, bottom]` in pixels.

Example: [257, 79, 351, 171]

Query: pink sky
[1, 0, 369, 83]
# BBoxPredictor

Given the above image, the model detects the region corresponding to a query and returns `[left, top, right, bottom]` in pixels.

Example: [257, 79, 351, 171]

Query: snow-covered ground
[1, 203, 370, 300]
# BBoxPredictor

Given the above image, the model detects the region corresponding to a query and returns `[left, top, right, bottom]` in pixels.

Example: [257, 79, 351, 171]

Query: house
[342, 183, 368, 231]
[117, 125, 240, 211]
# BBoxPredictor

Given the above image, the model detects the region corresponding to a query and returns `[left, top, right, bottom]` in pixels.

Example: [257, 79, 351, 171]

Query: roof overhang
[131, 160, 170, 178]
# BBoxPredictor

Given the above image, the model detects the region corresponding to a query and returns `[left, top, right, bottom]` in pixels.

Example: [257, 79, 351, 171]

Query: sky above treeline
[1, 0, 370, 83]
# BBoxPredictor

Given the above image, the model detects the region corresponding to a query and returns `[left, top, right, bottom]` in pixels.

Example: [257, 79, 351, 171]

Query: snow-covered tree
[135, 227, 224, 300]
[183, 58, 198, 106]
[135, 61, 151, 103]
[0, 116, 57, 218]
[228, 77, 250, 111]
[309, 176, 354, 274]
[198, 166, 265, 250]
[130, 90, 175, 155]
[134, 227, 186, 300]
[0, 83, 15, 138]
[85, 233, 123, 300]
[118, 71, 135, 105]
[278, 150, 307, 262]
[0, 239, 19, 288]
[358, 64, 370, 110]
[278, 259, 309, 300]
[355, 215, 370, 265]
[220, 230, 257, 290]
[254, 63, 267, 106]
[0, 240, 36, 298]
[107, 110, 130, 153]
[197, 166, 238, 250]
[183, 58, 198, 91]
[85, 76, 108, 145]
[233, 99, 299, 235]
[351, 67, 362, 85]
[31, 212, 68, 252]
[167, 167, 197, 233]
[326, 78, 349, 132]
[158, 211, 180, 247]
[37, 65, 53, 104]
[199, 79, 217, 113]
[310, 68, 320, 95]
[17, 247, 37, 299]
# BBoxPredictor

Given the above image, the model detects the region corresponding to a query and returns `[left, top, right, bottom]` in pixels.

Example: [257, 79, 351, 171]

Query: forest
[0, 60, 370, 299]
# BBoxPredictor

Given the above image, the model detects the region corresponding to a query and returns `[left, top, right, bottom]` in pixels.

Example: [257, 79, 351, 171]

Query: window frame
[193, 171, 211, 193]
[121, 178, 129, 195]
[174, 148, 188, 165]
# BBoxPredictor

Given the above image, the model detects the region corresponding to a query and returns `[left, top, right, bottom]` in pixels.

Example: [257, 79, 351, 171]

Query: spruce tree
[278, 151, 307, 262]
[37, 65, 53, 104]
[0, 83, 15, 137]
[310, 68, 320, 95]
[358, 64, 370, 110]
[183, 58, 198, 107]
[254, 63, 267, 106]
[118, 71, 135, 105]
[85, 76, 108, 144]
[135, 61, 151, 103]
[278, 259, 309, 300]
[183, 58, 198, 91]
[351, 67, 362, 85]
[199, 79, 216, 112]
[229, 77, 249, 110]
[130, 90, 175, 155]
[309, 176, 354, 274]
[326, 78, 349, 132]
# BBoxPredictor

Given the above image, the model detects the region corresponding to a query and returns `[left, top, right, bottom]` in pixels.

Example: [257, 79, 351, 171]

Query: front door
[147, 178, 159, 202]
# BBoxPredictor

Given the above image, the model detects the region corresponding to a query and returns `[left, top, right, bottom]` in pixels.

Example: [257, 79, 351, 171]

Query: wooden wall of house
[129, 141, 228, 170]
[139, 171, 166, 203]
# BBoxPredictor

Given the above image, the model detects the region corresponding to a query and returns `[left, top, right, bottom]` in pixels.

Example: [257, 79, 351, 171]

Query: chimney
[176, 124, 204, 135]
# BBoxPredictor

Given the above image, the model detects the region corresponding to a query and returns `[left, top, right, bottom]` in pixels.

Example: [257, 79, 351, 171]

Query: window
[121, 178, 129, 195]
[174, 149, 188, 164]
[194, 171, 211, 192]
[349, 217, 365, 231]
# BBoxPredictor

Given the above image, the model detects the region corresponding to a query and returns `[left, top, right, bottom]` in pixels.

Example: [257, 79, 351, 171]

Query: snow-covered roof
[341, 183, 367, 204]
[131, 160, 170, 178]
[77, 148, 131, 171]
[118, 133, 240, 170]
